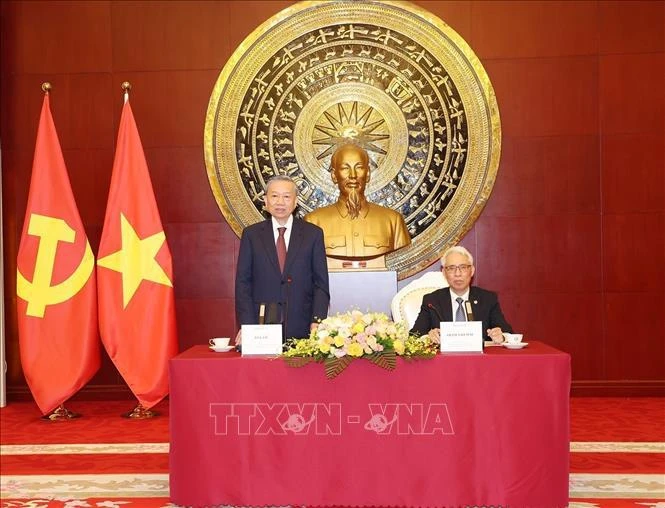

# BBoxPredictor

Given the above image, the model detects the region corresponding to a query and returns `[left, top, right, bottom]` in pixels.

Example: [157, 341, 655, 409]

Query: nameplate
[328, 255, 386, 271]
[241, 324, 283, 356]
[341, 260, 367, 269]
[440, 321, 483, 353]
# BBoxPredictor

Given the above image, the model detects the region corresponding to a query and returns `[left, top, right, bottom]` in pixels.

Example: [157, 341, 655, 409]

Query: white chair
[391, 270, 448, 329]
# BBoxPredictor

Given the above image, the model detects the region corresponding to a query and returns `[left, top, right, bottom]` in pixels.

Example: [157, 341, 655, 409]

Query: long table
[169, 341, 570, 507]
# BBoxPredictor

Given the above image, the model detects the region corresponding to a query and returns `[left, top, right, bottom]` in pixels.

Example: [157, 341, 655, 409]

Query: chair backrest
[391, 270, 448, 329]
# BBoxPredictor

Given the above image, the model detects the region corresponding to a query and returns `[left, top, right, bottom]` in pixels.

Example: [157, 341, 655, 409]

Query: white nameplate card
[440, 321, 483, 353]
[241, 324, 283, 356]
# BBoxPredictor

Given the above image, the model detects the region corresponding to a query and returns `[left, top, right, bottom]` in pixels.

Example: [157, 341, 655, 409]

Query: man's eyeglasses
[443, 264, 472, 273]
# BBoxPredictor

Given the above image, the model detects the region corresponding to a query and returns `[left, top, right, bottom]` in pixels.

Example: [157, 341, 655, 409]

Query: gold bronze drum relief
[204, 0, 501, 279]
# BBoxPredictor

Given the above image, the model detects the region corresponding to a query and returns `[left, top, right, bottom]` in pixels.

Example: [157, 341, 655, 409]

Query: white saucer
[209, 345, 234, 352]
[503, 342, 528, 349]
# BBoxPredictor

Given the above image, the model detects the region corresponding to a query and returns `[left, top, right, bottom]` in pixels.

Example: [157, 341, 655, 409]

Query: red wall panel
[3, 1, 112, 74]
[485, 135, 601, 217]
[110, 1, 231, 71]
[602, 133, 665, 214]
[487, 56, 599, 138]
[108, 70, 219, 149]
[605, 291, 665, 380]
[501, 292, 605, 381]
[471, 0, 598, 59]
[226, 1, 294, 52]
[602, 213, 665, 293]
[145, 147, 221, 224]
[2, 0, 663, 397]
[474, 214, 602, 293]
[600, 53, 665, 135]
[599, 0, 665, 54]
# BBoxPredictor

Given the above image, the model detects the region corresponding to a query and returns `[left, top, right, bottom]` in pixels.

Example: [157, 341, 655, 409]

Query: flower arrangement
[283, 310, 438, 378]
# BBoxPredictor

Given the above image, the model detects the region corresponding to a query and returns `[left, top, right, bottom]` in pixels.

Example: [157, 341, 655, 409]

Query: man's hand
[235, 329, 242, 346]
[487, 327, 504, 344]
[428, 328, 441, 344]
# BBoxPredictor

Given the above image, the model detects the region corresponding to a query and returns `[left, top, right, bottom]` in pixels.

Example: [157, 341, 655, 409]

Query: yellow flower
[334, 336, 345, 347]
[319, 343, 331, 354]
[351, 321, 365, 334]
[337, 327, 351, 339]
[393, 339, 405, 355]
[351, 310, 364, 320]
[347, 342, 364, 357]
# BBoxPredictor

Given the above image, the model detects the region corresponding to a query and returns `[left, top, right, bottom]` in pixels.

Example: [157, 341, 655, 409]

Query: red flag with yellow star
[16, 93, 100, 414]
[97, 99, 177, 409]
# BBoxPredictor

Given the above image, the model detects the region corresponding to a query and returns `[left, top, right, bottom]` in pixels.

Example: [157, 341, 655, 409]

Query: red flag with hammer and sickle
[16, 94, 100, 414]
[97, 99, 178, 409]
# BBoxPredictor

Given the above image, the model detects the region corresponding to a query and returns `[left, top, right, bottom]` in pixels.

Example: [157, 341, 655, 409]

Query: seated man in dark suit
[235, 175, 330, 343]
[410, 246, 512, 344]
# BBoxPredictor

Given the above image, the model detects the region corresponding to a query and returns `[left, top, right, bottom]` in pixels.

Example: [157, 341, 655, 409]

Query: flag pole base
[122, 403, 159, 419]
[41, 405, 81, 421]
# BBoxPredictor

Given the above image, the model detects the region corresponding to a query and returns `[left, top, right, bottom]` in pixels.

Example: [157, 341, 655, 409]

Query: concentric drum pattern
[204, 0, 501, 278]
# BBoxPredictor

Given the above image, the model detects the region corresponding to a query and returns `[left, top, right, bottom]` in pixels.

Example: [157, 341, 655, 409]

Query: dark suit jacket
[410, 286, 512, 340]
[235, 217, 330, 340]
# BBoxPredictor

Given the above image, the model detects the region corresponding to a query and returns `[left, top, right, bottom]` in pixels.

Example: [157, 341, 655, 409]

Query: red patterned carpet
[1, 397, 664, 507]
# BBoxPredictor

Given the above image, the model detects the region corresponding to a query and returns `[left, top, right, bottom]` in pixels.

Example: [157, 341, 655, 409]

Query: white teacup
[209, 337, 230, 348]
[503, 333, 523, 345]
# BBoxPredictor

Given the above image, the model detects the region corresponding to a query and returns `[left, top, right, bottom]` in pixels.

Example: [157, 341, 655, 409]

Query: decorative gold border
[204, 0, 501, 279]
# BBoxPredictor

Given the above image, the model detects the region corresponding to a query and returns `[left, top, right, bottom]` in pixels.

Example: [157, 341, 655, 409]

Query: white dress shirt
[449, 288, 470, 321]
[271, 215, 293, 248]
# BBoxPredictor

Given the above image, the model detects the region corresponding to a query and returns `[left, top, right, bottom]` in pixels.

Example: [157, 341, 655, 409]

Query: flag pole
[122, 403, 158, 419]
[36, 82, 82, 421]
[121, 81, 131, 103]
[116, 81, 160, 420]
[42, 404, 81, 421]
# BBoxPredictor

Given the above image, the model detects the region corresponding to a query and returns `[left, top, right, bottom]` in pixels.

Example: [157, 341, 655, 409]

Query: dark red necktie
[276, 227, 287, 272]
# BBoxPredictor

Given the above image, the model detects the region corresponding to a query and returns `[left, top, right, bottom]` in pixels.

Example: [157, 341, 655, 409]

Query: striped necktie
[455, 297, 466, 321]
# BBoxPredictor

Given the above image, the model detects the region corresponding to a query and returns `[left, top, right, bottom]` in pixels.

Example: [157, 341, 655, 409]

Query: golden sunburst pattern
[204, 0, 501, 278]
[313, 102, 389, 159]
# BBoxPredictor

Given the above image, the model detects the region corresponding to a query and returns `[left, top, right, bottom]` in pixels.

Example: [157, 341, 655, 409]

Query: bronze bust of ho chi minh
[304, 143, 411, 265]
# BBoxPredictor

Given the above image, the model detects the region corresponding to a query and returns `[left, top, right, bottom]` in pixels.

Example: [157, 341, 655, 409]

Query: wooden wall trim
[7, 381, 665, 403]
[571, 380, 665, 397]
[7, 385, 136, 402]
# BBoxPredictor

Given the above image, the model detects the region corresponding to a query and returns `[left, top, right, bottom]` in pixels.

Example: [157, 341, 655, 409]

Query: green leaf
[324, 356, 353, 379]
[402, 352, 437, 361]
[284, 356, 317, 368]
[365, 350, 396, 371]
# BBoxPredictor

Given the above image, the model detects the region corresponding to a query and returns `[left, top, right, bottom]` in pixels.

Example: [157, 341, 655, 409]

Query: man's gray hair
[265, 175, 297, 193]
[441, 245, 474, 266]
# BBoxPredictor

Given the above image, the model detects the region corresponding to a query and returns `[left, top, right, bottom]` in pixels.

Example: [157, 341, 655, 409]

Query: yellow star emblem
[97, 213, 172, 308]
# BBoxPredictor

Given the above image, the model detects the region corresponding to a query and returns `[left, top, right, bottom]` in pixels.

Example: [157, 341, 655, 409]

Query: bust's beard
[345, 188, 362, 219]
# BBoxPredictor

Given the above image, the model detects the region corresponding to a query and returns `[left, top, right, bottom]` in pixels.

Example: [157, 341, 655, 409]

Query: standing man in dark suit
[410, 246, 512, 344]
[235, 175, 329, 343]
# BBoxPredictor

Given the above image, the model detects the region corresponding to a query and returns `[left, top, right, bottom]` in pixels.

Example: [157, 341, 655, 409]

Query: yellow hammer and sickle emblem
[16, 213, 95, 318]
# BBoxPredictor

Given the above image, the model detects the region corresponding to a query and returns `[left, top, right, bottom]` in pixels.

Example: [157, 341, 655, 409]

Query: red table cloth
[169, 341, 570, 507]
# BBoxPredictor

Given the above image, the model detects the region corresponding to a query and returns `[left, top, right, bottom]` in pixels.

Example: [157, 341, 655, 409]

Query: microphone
[258, 303, 266, 325]
[464, 301, 475, 321]
[427, 303, 444, 327]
